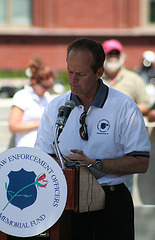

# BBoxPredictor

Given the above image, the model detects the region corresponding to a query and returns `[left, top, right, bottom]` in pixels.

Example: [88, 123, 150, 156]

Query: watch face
[95, 160, 103, 170]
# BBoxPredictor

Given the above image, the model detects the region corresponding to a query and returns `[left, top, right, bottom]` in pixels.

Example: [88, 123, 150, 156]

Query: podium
[49, 167, 78, 240]
[0, 165, 105, 240]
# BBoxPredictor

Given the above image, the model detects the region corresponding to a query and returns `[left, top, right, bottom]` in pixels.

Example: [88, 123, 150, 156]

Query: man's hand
[66, 149, 94, 165]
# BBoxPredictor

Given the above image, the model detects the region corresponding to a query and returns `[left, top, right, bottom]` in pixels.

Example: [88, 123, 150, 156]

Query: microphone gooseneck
[54, 100, 75, 169]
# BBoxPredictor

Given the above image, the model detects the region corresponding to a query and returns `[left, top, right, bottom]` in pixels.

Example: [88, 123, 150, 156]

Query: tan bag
[78, 166, 105, 213]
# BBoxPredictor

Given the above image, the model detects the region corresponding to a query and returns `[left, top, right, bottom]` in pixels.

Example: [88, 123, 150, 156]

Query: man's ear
[97, 67, 104, 78]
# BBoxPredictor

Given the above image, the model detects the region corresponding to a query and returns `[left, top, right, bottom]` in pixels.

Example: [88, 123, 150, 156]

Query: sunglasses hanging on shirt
[79, 111, 88, 140]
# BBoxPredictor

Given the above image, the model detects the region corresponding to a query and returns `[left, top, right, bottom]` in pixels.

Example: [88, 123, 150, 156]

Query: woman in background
[9, 64, 54, 147]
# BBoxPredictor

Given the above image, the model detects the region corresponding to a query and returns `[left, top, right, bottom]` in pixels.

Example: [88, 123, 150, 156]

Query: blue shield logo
[6, 168, 37, 210]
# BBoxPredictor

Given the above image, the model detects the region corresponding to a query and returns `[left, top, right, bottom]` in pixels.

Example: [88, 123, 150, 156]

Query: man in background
[102, 39, 151, 116]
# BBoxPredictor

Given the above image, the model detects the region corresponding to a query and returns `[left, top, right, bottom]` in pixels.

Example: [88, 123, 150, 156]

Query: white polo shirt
[12, 85, 52, 147]
[35, 79, 151, 186]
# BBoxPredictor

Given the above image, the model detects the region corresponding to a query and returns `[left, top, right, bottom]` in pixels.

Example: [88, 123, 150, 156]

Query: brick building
[0, 0, 155, 72]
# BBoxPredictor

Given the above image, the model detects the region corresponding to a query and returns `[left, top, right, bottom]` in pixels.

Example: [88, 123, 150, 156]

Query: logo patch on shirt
[97, 119, 110, 134]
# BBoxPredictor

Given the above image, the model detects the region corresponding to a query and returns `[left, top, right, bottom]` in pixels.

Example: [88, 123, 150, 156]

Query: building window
[0, 0, 6, 24]
[140, 0, 155, 27]
[0, 0, 32, 26]
[150, 0, 155, 23]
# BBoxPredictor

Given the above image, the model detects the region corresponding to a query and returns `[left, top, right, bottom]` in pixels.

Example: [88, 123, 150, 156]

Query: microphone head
[65, 100, 75, 110]
[58, 105, 65, 112]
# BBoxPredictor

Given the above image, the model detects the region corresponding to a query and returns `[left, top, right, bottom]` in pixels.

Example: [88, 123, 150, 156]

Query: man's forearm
[101, 156, 149, 175]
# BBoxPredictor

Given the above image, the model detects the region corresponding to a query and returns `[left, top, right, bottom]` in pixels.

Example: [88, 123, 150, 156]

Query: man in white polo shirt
[35, 38, 150, 240]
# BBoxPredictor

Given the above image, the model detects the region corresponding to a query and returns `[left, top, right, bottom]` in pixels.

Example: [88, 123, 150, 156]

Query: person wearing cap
[102, 39, 151, 116]
[9, 64, 54, 147]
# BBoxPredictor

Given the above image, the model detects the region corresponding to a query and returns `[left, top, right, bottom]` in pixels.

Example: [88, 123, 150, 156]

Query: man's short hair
[67, 38, 105, 74]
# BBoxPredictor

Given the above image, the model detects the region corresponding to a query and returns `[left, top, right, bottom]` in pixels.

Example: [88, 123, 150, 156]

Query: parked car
[0, 86, 21, 98]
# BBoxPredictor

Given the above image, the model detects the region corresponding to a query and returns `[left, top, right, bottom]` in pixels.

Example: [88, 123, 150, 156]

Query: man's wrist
[94, 159, 103, 170]
[88, 159, 107, 174]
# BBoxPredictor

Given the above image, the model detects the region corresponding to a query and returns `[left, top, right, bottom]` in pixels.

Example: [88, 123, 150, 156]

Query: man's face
[104, 50, 125, 74]
[67, 49, 101, 97]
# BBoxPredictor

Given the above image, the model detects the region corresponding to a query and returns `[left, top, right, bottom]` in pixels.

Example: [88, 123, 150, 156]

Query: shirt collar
[70, 79, 109, 108]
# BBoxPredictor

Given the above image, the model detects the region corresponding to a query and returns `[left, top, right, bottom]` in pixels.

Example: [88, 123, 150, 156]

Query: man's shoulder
[12, 87, 28, 100]
[108, 86, 134, 102]
[48, 91, 71, 106]
[122, 68, 143, 81]
[108, 87, 139, 114]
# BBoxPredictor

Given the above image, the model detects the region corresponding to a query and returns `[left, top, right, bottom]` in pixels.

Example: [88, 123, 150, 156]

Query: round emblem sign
[0, 147, 67, 237]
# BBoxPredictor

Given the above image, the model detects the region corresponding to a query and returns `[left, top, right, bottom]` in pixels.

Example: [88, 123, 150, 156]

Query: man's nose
[72, 73, 79, 81]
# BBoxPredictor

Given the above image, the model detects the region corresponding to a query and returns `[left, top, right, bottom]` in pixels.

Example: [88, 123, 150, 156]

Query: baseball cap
[102, 39, 123, 54]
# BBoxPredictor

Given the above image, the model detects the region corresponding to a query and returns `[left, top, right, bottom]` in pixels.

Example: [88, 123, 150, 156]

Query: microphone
[55, 100, 75, 135]
[62, 100, 75, 127]
[56, 105, 65, 125]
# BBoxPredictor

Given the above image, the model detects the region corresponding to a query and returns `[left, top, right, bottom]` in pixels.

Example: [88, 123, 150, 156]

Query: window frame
[140, 0, 155, 28]
[0, 0, 32, 27]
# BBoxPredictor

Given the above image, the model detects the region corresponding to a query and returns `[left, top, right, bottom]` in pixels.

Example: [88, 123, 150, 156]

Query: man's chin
[71, 87, 80, 95]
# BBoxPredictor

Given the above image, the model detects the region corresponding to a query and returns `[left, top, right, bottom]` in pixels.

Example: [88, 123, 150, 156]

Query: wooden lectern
[50, 165, 105, 240]
[0, 165, 105, 240]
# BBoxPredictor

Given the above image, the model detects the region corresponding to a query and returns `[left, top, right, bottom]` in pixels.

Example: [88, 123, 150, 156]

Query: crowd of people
[8, 40, 155, 149]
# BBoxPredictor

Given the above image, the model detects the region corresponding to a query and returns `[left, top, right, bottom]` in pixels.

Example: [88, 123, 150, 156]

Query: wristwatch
[94, 159, 103, 170]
